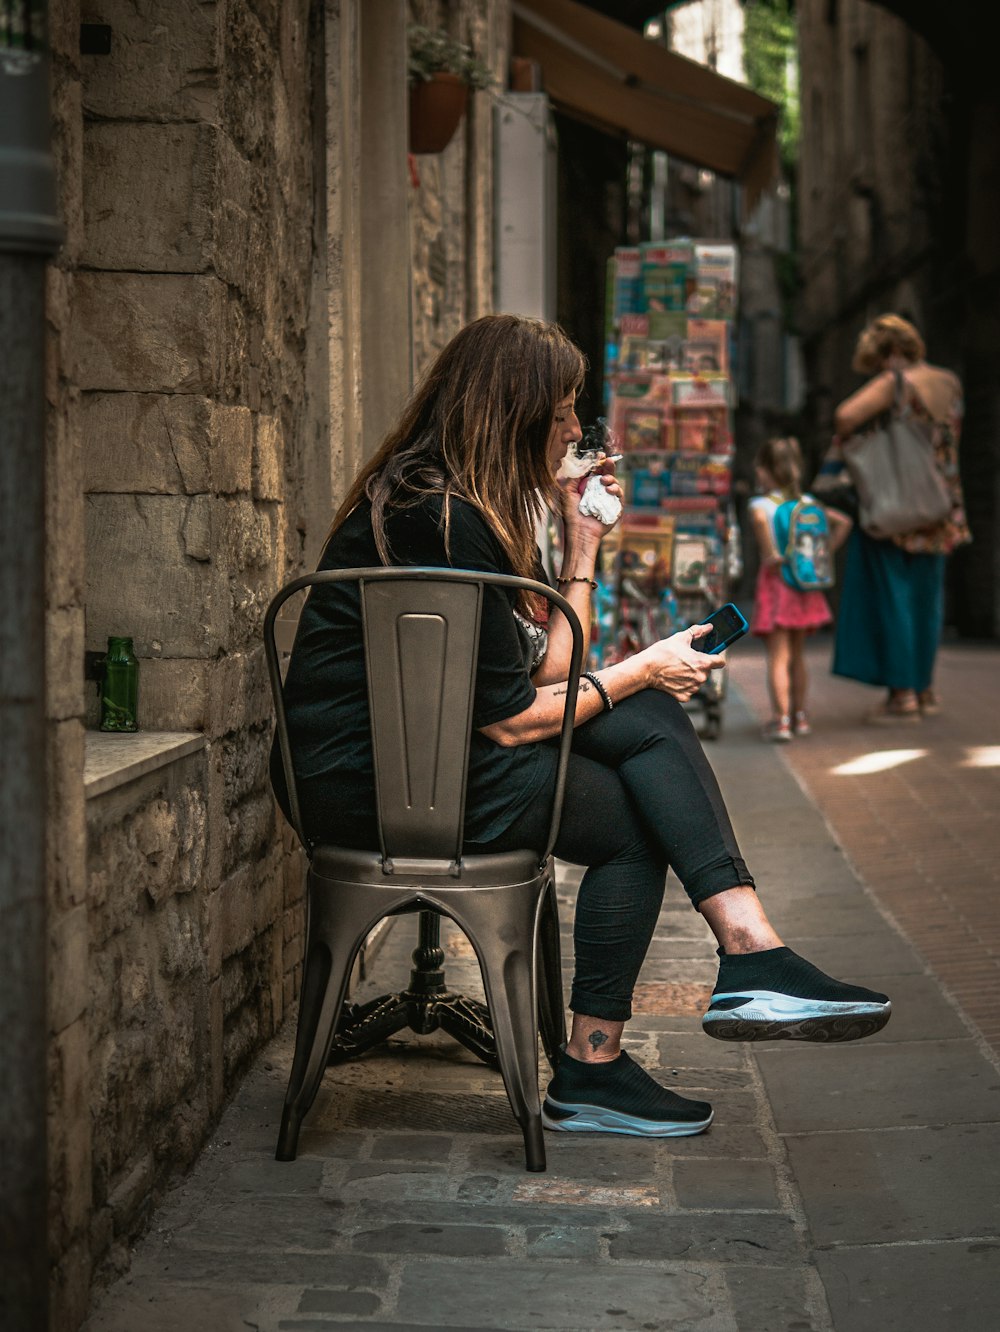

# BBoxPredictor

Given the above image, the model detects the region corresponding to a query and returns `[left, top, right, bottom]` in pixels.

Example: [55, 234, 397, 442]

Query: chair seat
[310, 844, 545, 889]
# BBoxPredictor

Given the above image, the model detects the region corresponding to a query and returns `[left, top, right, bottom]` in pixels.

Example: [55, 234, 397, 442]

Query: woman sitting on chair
[274, 314, 890, 1139]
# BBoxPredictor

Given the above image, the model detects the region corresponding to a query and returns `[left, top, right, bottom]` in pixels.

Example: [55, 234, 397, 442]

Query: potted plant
[407, 23, 494, 154]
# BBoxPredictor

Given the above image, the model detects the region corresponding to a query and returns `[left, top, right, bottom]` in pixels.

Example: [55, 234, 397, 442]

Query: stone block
[83, 123, 214, 272]
[206, 645, 272, 738]
[48, 719, 87, 912]
[220, 725, 272, 809]
[296, 1290, 382, 1319]
[137, 657, 210, 731]
[212, 134, 255, 292]
[154, 895, 207, 979]
[84, 493, 226, 657]
[754, 1040, 1000, 1134]
[351, 1222, 508, 1258]
[209, 976, 224, 1110]
[48, 1239, 91, 1332]
[81, 0, 221, 123]
[47, 606, 85, 722]
[725, 1267, 816, 1332]
[47, 1019, 92, 1256]
[253, 415, 284, 500]
[817, 1241, 1000, 1332]
[785, 1122, 1000, 1246]
[673, 1159, 781, 1211]
[208, 862, 264, 968]
[394, 1257, 729, 1328]
[74, 273, 224, 395]
[607, 1214, 802, 1265]
[45, 394, 86, 611]
[221, 1, 273, 160]
[182, 494, 212, 561]
[87, 782, 208, 945]
[208, 403, 253, 495]
[82, 393, 211, 495]
[48, 904, 89, 1034]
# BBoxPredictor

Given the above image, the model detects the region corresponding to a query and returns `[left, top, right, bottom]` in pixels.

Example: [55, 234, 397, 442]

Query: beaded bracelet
[582, 670, 613, 712]
[557, 575, 598, 590]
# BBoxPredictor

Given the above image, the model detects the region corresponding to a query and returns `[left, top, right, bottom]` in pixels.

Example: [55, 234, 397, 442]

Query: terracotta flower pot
[408, 72, 469, 154]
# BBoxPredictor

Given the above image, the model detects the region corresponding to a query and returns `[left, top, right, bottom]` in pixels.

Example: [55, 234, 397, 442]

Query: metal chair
[264, 566, 585, 1172]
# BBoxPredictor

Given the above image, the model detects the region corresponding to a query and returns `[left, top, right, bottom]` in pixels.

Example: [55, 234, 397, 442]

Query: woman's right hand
[640, 625, 725, 701]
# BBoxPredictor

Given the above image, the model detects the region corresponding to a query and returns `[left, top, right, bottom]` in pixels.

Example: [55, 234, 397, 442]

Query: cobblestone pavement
[83, 642, 1000, 1332]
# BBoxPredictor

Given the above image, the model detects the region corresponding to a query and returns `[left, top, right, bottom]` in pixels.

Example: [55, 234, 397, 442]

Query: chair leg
[449, 882, 548, 1172]
[276, 878, 403, 1161]
[537, 873, 567, 1071]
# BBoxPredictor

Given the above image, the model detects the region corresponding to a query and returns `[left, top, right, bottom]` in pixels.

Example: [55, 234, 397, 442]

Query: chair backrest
[264, 567, 585, 871]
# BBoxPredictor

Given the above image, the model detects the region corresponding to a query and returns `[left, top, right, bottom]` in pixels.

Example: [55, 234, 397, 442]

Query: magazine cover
[627, 464, 667, 508]
[618, 514, 677, 590]
[622, 405, 666, 453]
[683, 320, 730, 374]
[612, 247, 643, 319]
[672, 374, 732, 408]
[671, 534, 711, 591]
[641, 242, 693, 313]
[674, 409, 726, 454]
[689, 243, 738, 319]
[647, 309, 687, 342]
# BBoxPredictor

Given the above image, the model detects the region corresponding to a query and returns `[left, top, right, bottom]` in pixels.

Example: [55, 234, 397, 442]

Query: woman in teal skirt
[830, 315, 971, 722]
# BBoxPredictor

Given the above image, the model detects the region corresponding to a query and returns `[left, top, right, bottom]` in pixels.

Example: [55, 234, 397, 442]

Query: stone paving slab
[82, 677, 1000, 1331]
[754, 1039, 1000, 1134]
[815, 1240, 1000, 1332]
[784, 1122, 1000, 1245]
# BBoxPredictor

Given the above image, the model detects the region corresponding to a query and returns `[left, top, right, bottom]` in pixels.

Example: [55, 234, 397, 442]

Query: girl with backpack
[748, 437, 851, 741]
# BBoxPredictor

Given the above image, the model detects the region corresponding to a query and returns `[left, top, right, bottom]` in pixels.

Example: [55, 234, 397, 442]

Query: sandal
[918, 689, 941, 716]
[866, 697, 921, 725]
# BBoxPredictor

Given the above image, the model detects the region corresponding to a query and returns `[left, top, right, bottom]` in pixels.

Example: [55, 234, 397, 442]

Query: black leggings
[467, 690, 754, 1022]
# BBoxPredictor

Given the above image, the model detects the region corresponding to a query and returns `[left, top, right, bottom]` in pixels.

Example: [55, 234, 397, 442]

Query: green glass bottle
[100, 636, 139, 732]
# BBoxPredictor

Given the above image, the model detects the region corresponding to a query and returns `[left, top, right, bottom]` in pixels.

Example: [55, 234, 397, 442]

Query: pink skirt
[751, 563, 832, 635]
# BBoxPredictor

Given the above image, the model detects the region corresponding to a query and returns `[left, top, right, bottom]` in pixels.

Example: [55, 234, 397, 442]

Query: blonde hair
[755, 436, 803, 499]
[852, 314, 926, 375]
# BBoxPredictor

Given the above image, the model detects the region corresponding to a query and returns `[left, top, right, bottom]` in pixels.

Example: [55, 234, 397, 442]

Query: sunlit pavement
[82, 635, 1000, 1332]
[729, 632, 1000, 1060]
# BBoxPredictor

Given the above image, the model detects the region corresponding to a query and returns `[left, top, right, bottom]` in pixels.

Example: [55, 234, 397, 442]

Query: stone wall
[797, 0, 946, 424]
[408, 0, 506, 377]
[44, 1, 511, 1324]
[796, 0, 999, 636]
[46, 1, 318, 1324]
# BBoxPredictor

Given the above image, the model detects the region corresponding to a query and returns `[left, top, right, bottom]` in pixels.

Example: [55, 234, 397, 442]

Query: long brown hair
[328, 315, 587, 592]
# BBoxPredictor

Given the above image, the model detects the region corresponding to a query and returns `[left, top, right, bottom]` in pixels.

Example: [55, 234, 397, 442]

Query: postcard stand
[595, 239, 741, 740]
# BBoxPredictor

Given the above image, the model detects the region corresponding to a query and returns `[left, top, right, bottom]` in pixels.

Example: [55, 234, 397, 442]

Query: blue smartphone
[697, 602, 749, 654]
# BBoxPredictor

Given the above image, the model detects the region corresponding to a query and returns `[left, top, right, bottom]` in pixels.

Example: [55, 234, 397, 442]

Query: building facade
[42, 2, 507, 1325]
[796, 0, 999, 636]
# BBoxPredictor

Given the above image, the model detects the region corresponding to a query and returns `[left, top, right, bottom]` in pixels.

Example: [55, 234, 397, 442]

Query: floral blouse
[895, 386, 971, 555]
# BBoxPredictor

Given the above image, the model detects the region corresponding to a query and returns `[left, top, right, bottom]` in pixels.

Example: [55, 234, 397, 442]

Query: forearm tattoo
[553, 681, 591, 700]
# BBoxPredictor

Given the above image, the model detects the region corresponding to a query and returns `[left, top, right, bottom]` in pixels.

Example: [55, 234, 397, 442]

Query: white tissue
[578, 473, 622, 525]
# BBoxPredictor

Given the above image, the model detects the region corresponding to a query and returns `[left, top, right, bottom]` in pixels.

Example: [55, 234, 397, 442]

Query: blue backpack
[771, 494, 834, 592]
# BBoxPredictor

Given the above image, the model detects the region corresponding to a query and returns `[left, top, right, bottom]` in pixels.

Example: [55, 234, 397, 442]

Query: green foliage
[743, 0, 799, 171]
[407, 23, 494, 91]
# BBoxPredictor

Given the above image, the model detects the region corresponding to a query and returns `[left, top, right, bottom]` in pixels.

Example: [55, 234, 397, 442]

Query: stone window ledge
[84, 730, 207, 800]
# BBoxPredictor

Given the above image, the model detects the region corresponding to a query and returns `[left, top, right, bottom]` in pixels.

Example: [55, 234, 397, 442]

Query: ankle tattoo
[588, 1030, 609, 1051]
